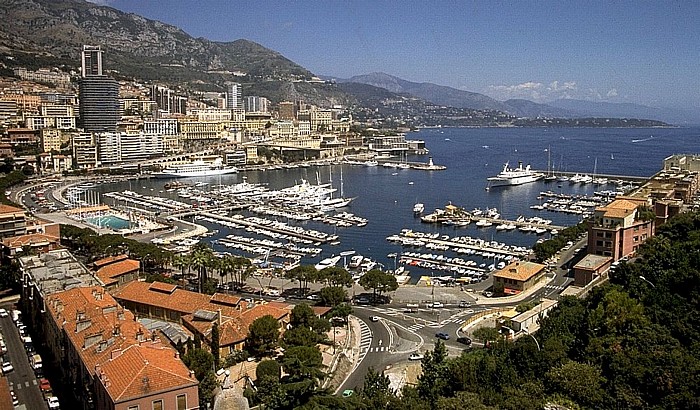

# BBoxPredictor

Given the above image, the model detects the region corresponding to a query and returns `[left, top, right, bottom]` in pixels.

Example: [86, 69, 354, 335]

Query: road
[0, 310, 47, 410]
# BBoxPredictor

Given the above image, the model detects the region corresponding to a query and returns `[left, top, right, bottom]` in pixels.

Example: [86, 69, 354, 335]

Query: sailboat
[610, 153, 615, 160]
[544, 146, 557, 182]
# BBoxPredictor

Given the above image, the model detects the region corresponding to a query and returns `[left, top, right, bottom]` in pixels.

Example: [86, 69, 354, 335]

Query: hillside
[0, 0, 357, 107]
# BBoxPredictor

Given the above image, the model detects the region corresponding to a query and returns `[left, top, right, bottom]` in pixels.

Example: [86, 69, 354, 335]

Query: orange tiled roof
[112, 281, 242, 316]
[599, 199, 639, 219]
[0, 204, 24, 215]
[96, 259, 140, 286]
[1, 233, 60, 248]
[494, 261, 546, 282]
[97, 342, 197, 403]
[94, 254, 128, 268]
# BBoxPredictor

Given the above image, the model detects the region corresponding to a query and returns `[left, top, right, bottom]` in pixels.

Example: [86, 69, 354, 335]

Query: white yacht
[413, 203, 425, 215]
[487, 161, 544, 187]
[154, 158, 238, 178]
[315, 255, 341, 270]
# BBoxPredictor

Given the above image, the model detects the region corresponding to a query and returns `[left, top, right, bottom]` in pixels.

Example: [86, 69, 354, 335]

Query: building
[587, 198, 655, 261]
[18, 250, 198, 410]
[573, 254, 612, 287]
[509, 298, 558, 334]
[79, 76, 120, 133]
[226, 83, 242, 110]
[278, 101, 296, 120]
[245, 96, 269, 113]
[93, 255, 140, 291]
[81, 45, 104, 77]
[40, 129, 62, 153]
[0, 204, 26, 239]
[150, 86, 187, 115]
[143, 118, 179, 136]
[72, 132, 99, 169]
[97, 132, 164, 165]
[492, 261, 547, 295]
[112, 281, 290, 355]
[7, 128, 38, 145]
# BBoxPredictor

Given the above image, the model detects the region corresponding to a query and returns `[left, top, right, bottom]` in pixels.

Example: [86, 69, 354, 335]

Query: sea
[94, 127, 700, 280]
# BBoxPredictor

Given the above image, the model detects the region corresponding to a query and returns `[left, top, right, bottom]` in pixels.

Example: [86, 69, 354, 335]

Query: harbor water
[94, 126, 700, 280]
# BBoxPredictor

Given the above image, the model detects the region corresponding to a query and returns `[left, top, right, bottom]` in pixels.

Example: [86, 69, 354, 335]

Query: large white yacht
[487, 161, 544, 187]
[154, 158, 238, 178]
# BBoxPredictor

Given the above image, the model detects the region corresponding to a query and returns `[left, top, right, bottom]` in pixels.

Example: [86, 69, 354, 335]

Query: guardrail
[460, 307, 512, 331]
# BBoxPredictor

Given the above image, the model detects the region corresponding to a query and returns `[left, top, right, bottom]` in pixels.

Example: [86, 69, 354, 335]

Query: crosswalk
[358, 319, 373, 360]
[407, 323, 425, 332]
[544, 284, 566, 291]
[368, 346, 390, 353]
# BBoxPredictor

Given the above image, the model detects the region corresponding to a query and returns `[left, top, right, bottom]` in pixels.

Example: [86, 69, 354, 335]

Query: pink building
[587, 198, 655, 261]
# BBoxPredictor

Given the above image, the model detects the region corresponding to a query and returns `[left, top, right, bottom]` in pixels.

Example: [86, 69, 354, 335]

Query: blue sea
[97, 127, 700, 277]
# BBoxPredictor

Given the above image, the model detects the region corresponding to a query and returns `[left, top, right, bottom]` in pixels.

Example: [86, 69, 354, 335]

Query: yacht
[487, 161, 544, 187]
[413, 203, 425, 215]
[154, 158, 238, 178]
[314, 255, 341, 270]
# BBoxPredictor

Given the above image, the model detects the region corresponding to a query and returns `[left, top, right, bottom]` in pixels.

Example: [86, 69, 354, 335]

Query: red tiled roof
[96, 260, 140, 286]
[94, 254, 128, 268]
[97, 343, 197, 404]
[1, 233, 60, 248]
[0, 204, 24, 215]
[494, 261, 546, 282]
[112, 281, 242, 316]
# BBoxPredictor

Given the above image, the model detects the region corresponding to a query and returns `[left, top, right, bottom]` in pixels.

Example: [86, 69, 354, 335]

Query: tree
[189, 243, 215, 293]
[283, 326, 320, 348]
[417, 339, 449, 406]
[359, 269, 398, 300]
[319, 286, 347, 307]
[281, 345, 325, 382]
[319, 266, 353, 287]
[211, 322, 220, 369]
[182, 348, 214, 381]
[286, 264, 318, 295]
[361, 367, 394, 408]
[472, 327, 501, 345]
[247, 315, 280, 356]
[256, 359, 281, 382]
[545, 360, 608, 408]
[330, 303, 353, 326]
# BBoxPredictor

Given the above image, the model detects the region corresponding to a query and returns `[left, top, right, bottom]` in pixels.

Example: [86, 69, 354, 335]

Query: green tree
[359, 269, 398, 300]
[211, 322, 220, 369]
[417, 339, 449, 407]
[198, 370, 219, 409]
[189, 243, 215, 293]
[545, 360, 608, 408]
[319, 266, 353, 287]
[247, 315, 280, 356]
[319, 286, 347, 307]
[256, 359, 282, 382]
[361, 367, 395, 408]
[286, 264, 318, 295]
[282, 326, 320, 348]
[281, 345, 325, 382]
[472, 327, 501, 345]
[182, 347, 214, 381]
[330, 303, 353, 326]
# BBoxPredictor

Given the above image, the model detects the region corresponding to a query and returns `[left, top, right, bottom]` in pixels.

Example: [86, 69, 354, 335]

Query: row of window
[127, 394, 187, 410]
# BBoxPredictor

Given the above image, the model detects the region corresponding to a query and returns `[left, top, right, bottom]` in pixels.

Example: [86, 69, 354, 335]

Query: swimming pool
[85, 215, 131, 230]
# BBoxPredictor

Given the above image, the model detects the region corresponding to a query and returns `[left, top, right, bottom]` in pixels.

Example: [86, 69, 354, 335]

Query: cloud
[486, 80, 621, 103]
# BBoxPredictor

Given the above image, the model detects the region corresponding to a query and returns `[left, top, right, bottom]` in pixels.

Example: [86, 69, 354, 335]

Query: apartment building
[72, 132, 99, 169]
[0, 204, 26, 239]
[19, 250, 198, 410]
[587, 198, 654, 261]
[97, 132, 164, 165]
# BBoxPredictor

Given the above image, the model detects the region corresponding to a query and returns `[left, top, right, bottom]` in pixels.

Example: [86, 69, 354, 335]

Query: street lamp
[639, 275, 656, 288]
[523, 328, 540, 351]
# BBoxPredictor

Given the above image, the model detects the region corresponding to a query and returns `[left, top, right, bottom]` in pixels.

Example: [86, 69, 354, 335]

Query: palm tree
[189, 243, 215, 293]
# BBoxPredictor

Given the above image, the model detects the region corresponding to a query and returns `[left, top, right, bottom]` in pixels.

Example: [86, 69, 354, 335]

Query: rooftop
[19, 249, 100, 296]
[493, 261, 546, 282]
[574, 254, 612, 271]
[95, 259, 140, 287]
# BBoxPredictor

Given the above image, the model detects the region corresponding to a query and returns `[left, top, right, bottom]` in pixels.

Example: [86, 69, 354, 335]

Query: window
[152, 400, 163, 410]
[128, 406, 139, 410]
[177, 394, 187, 410]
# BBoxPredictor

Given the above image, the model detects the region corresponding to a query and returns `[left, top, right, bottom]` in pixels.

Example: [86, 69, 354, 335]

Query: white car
[431, 302, 444, 308]
[47, 396, 60, 409]
[2, 361, 13, 374]
[408, 352, 424, 361]
[0, 309, 8, 318]
[369, 316, 380, 322]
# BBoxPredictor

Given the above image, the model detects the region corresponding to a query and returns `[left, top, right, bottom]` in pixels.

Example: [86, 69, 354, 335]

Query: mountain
[503, 99, 576, 118]
[550, 99, 700, 125]
[0, 0, 358, 107]
[337, 72, 513, 112]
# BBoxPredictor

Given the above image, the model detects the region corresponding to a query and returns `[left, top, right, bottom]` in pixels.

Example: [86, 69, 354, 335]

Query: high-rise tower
[79, 45, 119, 133]
[226, 83, 242, 110]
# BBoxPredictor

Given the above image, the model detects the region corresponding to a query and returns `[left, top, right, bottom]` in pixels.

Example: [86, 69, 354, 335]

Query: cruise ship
[154, 158, 238, 178]
[487, 161, 544, 187]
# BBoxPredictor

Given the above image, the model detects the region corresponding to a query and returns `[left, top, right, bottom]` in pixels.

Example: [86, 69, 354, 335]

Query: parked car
[10, 391, 18, 406]
[435, 332, 450, 340]
[430, 302, 444, 308]
[342, 389, 354, 398]
[458, 300, 471, 308]
[306, 294, 320, 301]
[369, 316, 380, 322]
[47, 396, 60, 409]
[0, 308, 8, 318]
[356, 297, 370, 305]
[456, 336, 472, 345]
[40, 378, 52, 394]
[408, 352, 424, 361]
[1, 360, 13, 374]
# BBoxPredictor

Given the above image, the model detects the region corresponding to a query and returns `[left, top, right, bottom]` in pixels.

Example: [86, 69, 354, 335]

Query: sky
[93, 0, 700, 110]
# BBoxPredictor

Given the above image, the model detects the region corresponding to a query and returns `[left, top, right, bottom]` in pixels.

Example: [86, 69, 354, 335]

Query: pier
[534, 170, 649, 182]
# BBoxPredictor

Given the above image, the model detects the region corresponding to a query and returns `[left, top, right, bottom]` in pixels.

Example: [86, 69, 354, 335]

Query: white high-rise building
[226, 83, 242, 110]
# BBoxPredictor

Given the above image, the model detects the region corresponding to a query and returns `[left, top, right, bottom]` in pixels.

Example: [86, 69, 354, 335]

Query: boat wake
[631, 135, 653, 143]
